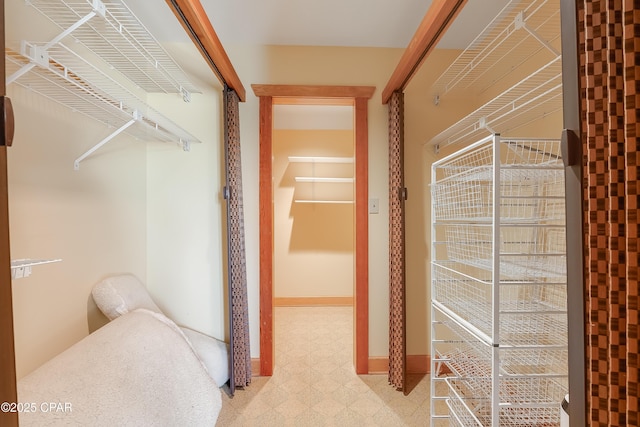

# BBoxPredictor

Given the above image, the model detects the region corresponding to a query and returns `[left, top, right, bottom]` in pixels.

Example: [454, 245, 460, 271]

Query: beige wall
[7, 84, 148, 378]
[226, 45, 404, 357]
[273, 129, 354, 298]
[145, 87, 226, 341]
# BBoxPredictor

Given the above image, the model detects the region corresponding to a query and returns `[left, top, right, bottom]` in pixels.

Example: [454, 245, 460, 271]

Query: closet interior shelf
[294, 200, 354, 204]
[6, 42, 200, 169]
[432, 0, 560, 97]
[427, 0, 561, 152]
[288, 156, 354, 164]
[25, 0, 200, 96]
[5, 0, 202, 169]
[427, 56, 562, 150]
[11, 259, 62, 279]
[294, 177, 353, 183]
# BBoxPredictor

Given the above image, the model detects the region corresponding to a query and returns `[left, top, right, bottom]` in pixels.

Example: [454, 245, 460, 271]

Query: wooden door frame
[252, 84, 375, 376]
[1, 0, 19, 424]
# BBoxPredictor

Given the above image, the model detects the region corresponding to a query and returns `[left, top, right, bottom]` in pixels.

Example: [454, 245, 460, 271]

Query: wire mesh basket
[431, 135, 568, 426]
[432, 138, 565, 224]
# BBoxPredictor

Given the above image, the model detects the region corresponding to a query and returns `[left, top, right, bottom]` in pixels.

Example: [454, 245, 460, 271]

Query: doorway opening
[253, 84, 375, 376]
[271, 101, 356, 374]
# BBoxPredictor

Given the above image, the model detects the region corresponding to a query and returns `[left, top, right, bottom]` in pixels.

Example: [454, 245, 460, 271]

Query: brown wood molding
[258, 96, 273, 376]
[0, 0, 19, 423]
[0, 148, 17, 427]
[165, 0, 246, 101]
[274, 297, 354, 307]
[368, 355, 432, 374]
[381, 0, 467, 104]
[252, 84, 375, 100]
[256, 87, 372, 377]
[354, 97, 369, 375]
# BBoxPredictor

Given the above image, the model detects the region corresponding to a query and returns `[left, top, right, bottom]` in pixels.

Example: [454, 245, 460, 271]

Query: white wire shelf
[432, 138, 565, 224]
[6, 43, 200, 168]
[432, 316, 567, 426]
[288, 156, 354, 164]
[294, 177, 354, 183]
[25, 0, 200, 96]
[11, 259, 62, 279]
[446, 377, 566, 427]
[433, 0, 560, 97]
[433, 290, 568, 348]
[428, 57, 562, 150]
[293, 199, 354, 204]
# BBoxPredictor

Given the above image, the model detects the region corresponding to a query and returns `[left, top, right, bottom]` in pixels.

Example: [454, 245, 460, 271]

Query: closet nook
[428, 0, 568, 425]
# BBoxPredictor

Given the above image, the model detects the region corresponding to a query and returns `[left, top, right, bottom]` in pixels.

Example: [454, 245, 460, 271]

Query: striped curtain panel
[223, 86, 251, 393]
[388, 91, 406, 391]
[578, 1, 639, 425]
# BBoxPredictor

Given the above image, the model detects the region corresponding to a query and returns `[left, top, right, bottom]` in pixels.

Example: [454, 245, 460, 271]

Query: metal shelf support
[74, 111, 139, 170]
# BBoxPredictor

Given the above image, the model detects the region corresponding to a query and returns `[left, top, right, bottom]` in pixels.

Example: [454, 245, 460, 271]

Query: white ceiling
[126, 0, 511, 49]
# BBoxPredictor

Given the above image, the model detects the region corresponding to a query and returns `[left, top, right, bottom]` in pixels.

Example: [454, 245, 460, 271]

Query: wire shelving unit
[430, 135, 568, 426]
[428, 0, 561, 151]
[5, 0, 201, 169]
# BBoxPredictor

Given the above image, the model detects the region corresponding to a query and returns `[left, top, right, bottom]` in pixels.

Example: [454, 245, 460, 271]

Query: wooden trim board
[255, 85, 371, 376]
[381, 0, 467, 104]
[165, 0, 246, 101]
[354, 97, 369, 375]
[258, 96, 274, 376]
[369, 355, 431, 375]
[252, 84, 375, 100]
[0, 0, 19, 423]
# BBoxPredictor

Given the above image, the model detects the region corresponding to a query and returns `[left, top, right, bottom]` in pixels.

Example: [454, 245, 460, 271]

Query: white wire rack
[5, 0, 202, 169]
[6, 42, 200, 169]
[430, 134, 568, 426]
[428, 57, 562, 149]
[432, 310, 568, 426]
[433, 0, 560, 96]
[427, 0, 561, 151]
[432, 137, 564, 223]
[24, 0, 199, 96]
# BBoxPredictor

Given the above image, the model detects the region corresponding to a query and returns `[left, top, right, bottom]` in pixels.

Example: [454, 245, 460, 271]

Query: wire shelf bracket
[74, 112, 138, 170]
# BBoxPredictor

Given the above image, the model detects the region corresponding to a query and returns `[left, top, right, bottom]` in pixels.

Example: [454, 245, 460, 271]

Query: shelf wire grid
[442, 225, 566, 279]
[27, 0, 200, 95]
[6, 44, 199, 145]
[433, 139, 565, 223]
[428, 57, 562, 149]
[433, 317, 567, 426]
[432, 265, 568, 346]
[433, 0, 560, 96]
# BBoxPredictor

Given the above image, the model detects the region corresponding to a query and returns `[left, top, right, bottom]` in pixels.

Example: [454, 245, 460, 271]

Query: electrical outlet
[369, 198, 379, 214]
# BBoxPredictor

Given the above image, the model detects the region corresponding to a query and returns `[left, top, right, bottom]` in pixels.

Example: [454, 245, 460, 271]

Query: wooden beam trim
[166, 0, 246, 101]
[273, 97, 355, 107]
[252, 84, 375, 99]
[354, 97, 369, 374]
[381, 0, 467, 104]
[259, 96, 273, 376]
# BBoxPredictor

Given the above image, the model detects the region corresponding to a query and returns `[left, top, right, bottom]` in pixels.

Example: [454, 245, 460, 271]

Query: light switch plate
[369, 198, 379, 214]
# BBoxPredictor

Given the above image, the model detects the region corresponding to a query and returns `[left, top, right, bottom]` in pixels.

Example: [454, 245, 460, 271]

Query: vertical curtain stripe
[223, 87, 251, 393]
[388, 91, 406, 391]
[579, 1, 639, 425]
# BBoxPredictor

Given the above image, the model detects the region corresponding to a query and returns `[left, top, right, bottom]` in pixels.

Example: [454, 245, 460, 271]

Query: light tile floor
[216, 306, 434, 426]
